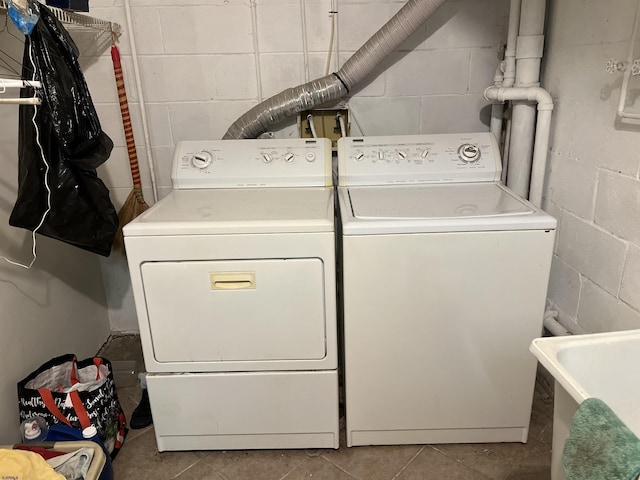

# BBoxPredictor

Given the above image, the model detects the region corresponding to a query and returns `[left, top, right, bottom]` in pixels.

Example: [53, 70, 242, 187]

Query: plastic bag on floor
[9, 3, 118, 257]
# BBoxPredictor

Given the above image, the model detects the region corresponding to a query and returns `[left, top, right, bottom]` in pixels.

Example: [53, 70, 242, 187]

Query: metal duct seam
[223, 0, 447, 140]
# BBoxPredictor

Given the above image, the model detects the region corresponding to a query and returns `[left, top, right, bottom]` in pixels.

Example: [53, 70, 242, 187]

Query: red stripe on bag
[69, 391, 92, 430]
[38, 389, 71, 427]
[70, 360, 79, 386]
[93, 358, 103, 381]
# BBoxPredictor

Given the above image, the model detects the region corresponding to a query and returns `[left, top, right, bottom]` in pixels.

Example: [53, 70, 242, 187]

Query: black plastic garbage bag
[9, 3, 118, 257]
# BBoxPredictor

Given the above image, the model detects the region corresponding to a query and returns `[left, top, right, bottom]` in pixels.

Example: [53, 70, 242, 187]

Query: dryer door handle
[209, 272, 256, 290]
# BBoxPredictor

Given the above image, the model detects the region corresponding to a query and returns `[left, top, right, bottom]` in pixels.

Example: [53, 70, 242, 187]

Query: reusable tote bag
[17, 354, 127, 457]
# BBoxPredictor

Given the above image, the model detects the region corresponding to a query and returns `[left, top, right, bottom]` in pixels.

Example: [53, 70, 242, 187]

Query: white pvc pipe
[250, 0, 264, 103]
[543, 310, 572, 336]
[489, 65, 504, 142]
[124, 0, 159, 202]
[485, 86, 553, 208]
[502, 0, 521, 88]
[489, 0, 520, 147]
[507, 0, 546, 199]
[490, 104, 504, 143]
[529, 108, 552, 207]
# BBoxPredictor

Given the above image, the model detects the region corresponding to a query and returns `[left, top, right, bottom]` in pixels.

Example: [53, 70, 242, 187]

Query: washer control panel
[337, 132, 502, 186]
[172, 138, 332, 189]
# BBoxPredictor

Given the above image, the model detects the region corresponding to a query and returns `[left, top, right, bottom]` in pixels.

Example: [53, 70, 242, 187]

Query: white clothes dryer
[337, 133, 556, 447]
[124, 139, 339, 451]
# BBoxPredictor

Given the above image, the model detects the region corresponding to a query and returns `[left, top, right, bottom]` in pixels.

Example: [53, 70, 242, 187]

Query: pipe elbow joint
[529, 87, 554, 111]
[484, 86, 553, 111]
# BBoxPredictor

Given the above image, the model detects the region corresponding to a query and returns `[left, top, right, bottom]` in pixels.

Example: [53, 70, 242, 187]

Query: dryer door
[141, 258, 326, 364]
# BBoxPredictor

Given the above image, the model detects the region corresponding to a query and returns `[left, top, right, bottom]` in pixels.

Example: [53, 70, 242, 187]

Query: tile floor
[100, 334, 554, 480]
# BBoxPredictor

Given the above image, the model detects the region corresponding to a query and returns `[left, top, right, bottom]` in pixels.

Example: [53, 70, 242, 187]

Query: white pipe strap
[484, 86, 553, 111]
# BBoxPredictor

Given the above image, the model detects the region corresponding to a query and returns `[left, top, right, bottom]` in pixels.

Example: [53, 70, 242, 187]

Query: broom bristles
[112, 188, 150, 253]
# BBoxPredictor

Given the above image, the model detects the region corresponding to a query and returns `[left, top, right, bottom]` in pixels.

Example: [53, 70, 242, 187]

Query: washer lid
[339, 183, 557, 234]
[123, 187, 334, 236]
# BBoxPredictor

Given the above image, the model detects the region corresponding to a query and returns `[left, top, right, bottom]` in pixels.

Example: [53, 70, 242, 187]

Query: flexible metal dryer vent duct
[223, 0, 447, 139]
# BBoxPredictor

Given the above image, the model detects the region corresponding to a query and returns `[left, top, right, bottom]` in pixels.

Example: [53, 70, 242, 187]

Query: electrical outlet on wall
[298, 108, 350, 147]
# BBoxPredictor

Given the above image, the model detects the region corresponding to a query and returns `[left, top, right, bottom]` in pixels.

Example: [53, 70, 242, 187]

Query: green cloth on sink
[563, 397, 640, 480]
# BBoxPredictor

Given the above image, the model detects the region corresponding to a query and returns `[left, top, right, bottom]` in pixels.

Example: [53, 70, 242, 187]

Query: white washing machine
[337, 133, 556, 447]
[124, 138, 339, 451]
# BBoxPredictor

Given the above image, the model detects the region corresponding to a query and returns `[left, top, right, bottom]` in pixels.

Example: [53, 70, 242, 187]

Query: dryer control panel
[337, 133, 502, 186]
[172, 138, 332, 189]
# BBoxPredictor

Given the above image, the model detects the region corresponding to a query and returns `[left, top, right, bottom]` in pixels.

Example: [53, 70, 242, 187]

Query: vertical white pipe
[124, 0, 158, 202]
[489, 0, 520, 150]
[300, 0, 311, 82]
[250, 0, 264, 103]
[490, 104, 504, 142]
[503, 0, 522, 88]
[507, 0, 546, 198]
[528, 108, 552, 207]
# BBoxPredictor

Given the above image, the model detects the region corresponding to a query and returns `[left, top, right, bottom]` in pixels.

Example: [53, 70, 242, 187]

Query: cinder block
[595, 171, 640, 244]
[137, 55, 256, 102]
[256, 3, 303, 53]
[556, 212, 626, 295]
[348, 97, 421, 136]
[546, 0, 636, 47]
[547, 100, 575, 157]
[160, 5, 253, 54]
[338, 3, 393, 52]
[469, 47, 501, 94]
[386, 50, 470, 96]
[577, 278, 640, 333]
[151, 146, 176, 188]
[130, 6, 163, 55]
[547, 255, 581, 318]
[420, 95, 491, 133]
[145, 104, 173, 148]
[107, 294, 140, 333]
[546, 153, 597, 220]
[259, 53, 304, 98]
[168, 100, 257, 141]
[425, 0, 509, 49]
[304, 1, 335, 53]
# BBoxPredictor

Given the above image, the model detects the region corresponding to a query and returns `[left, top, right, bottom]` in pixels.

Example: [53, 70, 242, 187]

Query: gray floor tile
[112, 426, 203, 479]
[283, 457, 358, 480]
[322, 441, 422, 480]
[430, 443, 526, 480]
[194, 449, 309, 480]
[396, 448, 491, 480]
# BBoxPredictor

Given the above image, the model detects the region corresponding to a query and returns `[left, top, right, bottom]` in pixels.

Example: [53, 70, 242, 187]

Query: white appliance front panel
[124, 188, 334, 236]
[147, 370, 339, 451]
[125, 232, 338, 373]
[141, 258, 326, 364]
[342, 229, 555, 446]
[172, 138, 332, 189]
[338, 132, 501, 186]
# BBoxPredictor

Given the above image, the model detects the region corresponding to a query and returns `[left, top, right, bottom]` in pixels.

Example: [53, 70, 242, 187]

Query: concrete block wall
[543, 0, 640, 333]
[82, 0, 509, 331]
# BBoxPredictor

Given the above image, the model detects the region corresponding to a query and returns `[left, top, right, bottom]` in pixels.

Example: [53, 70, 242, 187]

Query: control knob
[191, 151, 213, 169]
[458, 144, 481, 163]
